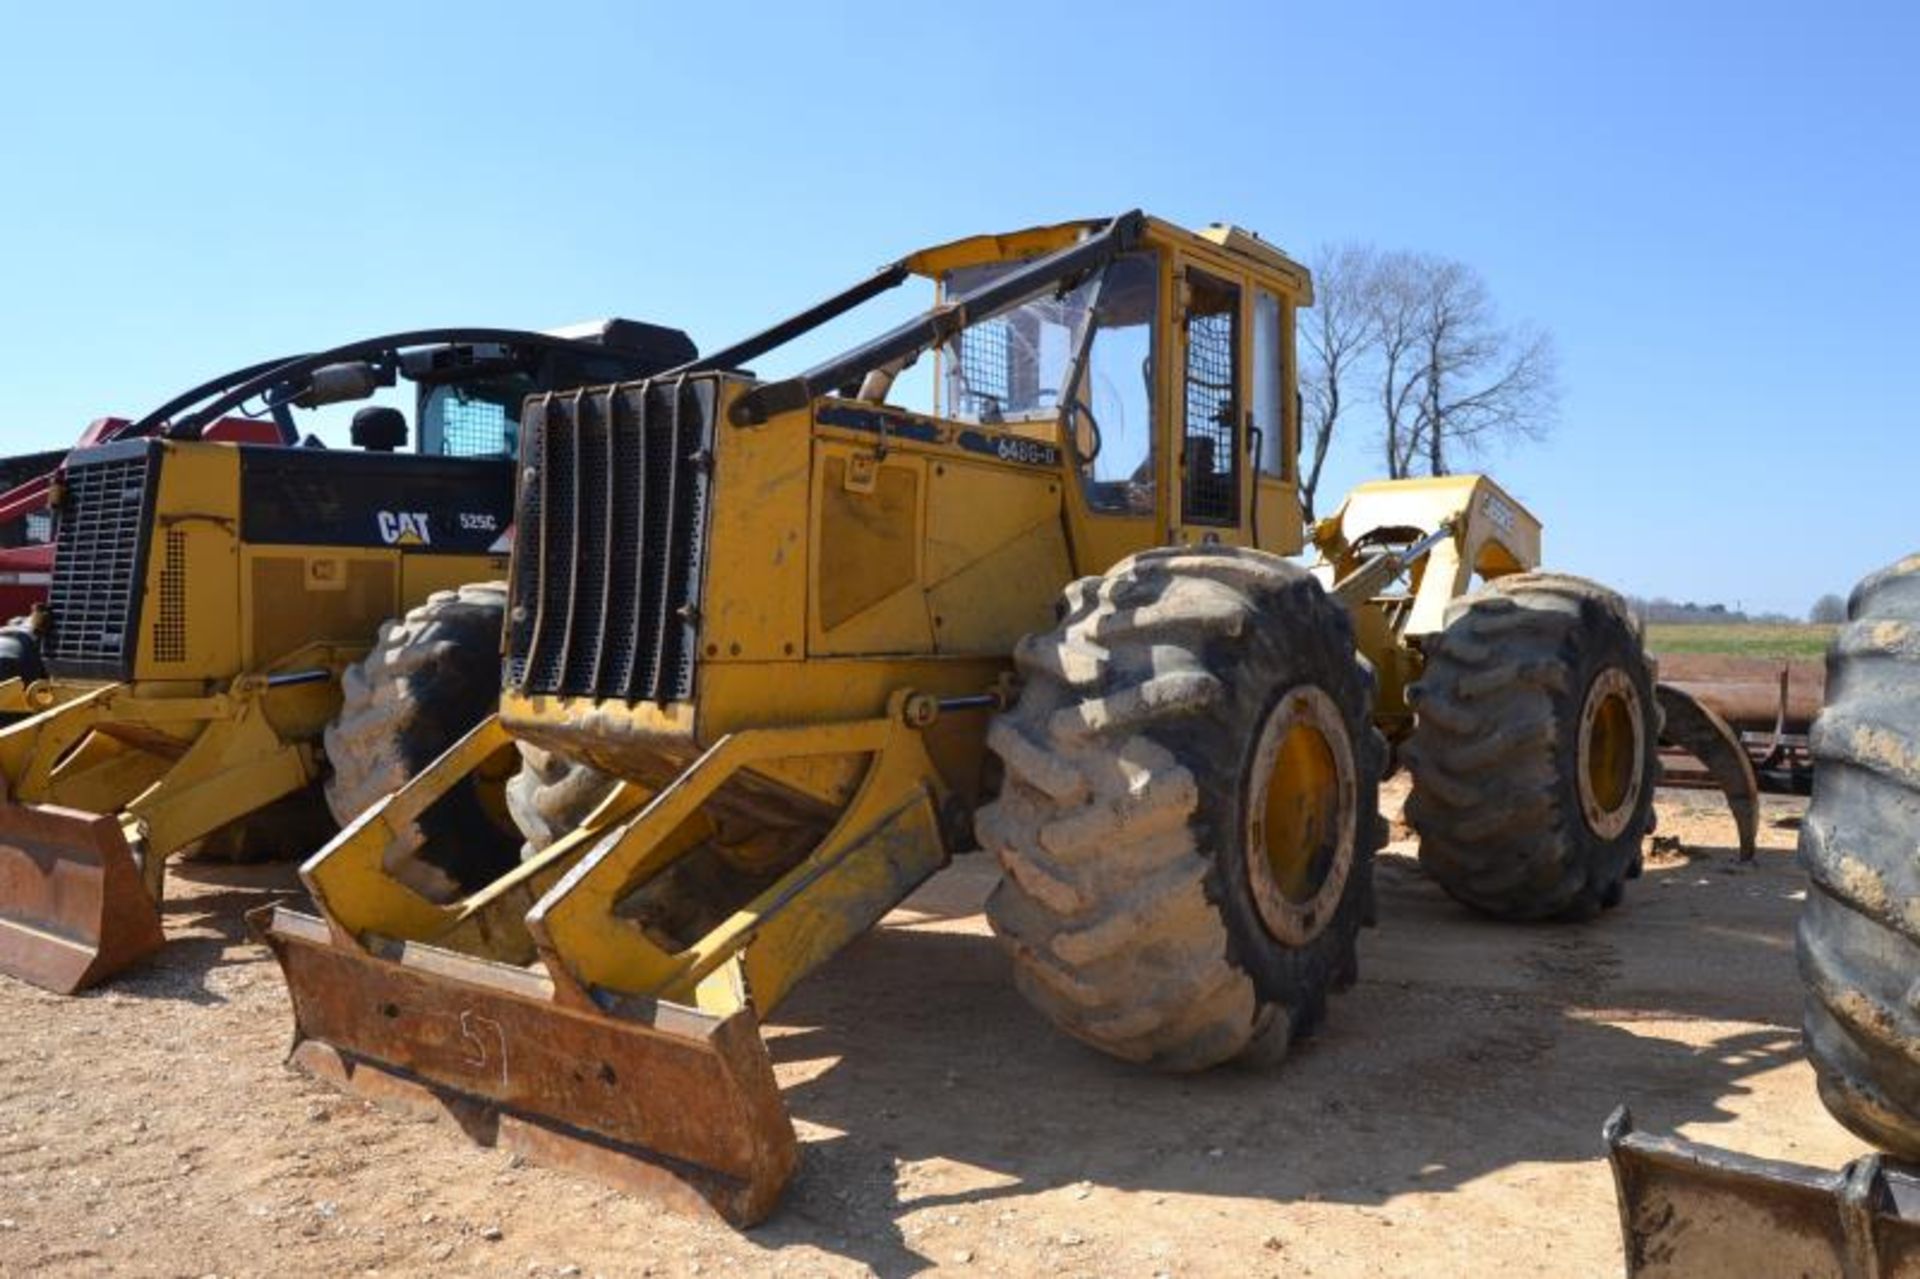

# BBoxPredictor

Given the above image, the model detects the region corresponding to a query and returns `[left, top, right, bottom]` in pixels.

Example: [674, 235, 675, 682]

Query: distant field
[1645, 622, 1836, 660]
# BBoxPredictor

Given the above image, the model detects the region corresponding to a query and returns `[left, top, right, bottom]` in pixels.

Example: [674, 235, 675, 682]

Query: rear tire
[324, 582, 519, 900]
[0, 618, 44, 726]
[1404, 572, 1659, 920]
[977, 547, 1383, 1070]
[1798, 554, 1920, 1156]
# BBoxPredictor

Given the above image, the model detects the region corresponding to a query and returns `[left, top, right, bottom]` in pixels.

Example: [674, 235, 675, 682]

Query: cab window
[1252, 288, 1288, 480]
[1068, 252, 1159, 516]
[938, 264, 1095, 423]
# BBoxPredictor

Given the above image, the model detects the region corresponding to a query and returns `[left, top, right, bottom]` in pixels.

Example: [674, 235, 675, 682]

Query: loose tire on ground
[976, 546, 1384, 1071]
[1403, 572, 1659, 921]
[1798, 554, 1920, 1157]
[324, 582, 520, 900]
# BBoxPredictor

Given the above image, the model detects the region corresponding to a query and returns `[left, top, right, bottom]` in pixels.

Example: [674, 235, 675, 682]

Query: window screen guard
[1182, 272, 1240, 526]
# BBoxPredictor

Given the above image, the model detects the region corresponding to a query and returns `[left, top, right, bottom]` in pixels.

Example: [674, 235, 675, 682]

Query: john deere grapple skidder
[0, 321, 694, 993]
[258, 212, 1752, 1223]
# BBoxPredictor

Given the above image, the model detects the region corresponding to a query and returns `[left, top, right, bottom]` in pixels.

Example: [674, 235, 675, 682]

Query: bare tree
[1294, 245, 1560, 499]
[1809, 593, 1847, 624]
[1297, 244, 1380, 520]
[1368, 251, 1430, 478]
[1365, 252, 1558, 478]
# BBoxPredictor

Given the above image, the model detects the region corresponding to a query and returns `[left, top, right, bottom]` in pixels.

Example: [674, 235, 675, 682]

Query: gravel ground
[0, 781, 1861, 1278]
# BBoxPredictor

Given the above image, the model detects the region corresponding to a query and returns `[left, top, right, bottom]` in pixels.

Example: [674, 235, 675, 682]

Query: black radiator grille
[45, 443, 160, 679]
[507, 378, 716, 703]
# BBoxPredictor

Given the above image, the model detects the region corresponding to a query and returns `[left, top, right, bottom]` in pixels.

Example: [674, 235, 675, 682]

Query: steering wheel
[1072, 398, 1103, 466]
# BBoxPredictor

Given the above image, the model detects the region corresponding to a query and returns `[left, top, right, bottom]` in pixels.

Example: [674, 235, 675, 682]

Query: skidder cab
[262, 212, 1738, 1223]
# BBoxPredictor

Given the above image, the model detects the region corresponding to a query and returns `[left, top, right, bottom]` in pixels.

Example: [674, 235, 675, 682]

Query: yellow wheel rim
[1577, 667, 1646, 840]
[1245, 685, 1356, 946]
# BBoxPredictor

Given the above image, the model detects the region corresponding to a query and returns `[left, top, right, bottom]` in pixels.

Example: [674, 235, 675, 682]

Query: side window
[1182, 271, 1240, 526]
[1252, 288, 1288, 480]
[1071, 253, 1158, 516]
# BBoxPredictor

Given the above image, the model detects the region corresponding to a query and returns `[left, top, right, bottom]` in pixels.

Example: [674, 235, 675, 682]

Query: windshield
[936, 263, 1097, 423]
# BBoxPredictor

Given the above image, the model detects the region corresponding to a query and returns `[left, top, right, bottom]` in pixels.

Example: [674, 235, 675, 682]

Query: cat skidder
[0, 321, 693, 992]
[259, 212, 1749, 1222]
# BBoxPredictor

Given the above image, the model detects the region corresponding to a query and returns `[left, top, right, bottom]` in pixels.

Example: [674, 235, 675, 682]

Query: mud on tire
[1798, 554, 1920, 1157]
[976, 547, 1384, 1071]
[1403, 572, 1659, 921]
[324, 582, 520, 899]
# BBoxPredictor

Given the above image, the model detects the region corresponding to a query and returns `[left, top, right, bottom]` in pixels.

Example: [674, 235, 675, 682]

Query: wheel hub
[1245, 685, 1357, 946]
[1578, 666, 1645, 840]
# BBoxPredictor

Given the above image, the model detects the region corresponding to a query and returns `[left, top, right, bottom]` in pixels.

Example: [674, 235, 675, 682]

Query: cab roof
[902, 214, 1312, 303]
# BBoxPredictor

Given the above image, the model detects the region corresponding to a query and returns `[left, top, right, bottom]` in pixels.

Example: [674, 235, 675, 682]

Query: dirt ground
[0, 782, 1867, 1278]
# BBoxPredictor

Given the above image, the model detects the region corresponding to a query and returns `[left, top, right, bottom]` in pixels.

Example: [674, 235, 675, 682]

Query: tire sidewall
[1161, 571, 1380, 1029]
[1551, 598, 1658, 902]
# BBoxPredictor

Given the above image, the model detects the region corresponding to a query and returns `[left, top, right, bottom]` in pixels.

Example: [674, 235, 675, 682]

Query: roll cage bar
[713, 210, 1146, 426]
[110, 324, 696, 445]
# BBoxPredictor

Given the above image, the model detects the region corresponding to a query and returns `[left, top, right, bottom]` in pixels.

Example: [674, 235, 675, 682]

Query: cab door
[1172, 264, 1246, 542]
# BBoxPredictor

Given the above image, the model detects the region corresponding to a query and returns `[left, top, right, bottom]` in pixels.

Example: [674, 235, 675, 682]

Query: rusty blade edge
[249, 904, 798, 1227]
[1605, 1107, 1920, 1278]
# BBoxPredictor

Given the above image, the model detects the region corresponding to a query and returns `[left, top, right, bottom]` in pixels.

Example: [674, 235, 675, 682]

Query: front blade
[254, 906, 798, 1226]
[1606, 1106, 1920, 1277]
[0, 799, 163, 993]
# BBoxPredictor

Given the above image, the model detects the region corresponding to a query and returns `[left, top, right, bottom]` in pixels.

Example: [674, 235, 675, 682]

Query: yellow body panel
[698, 404, 812, 665]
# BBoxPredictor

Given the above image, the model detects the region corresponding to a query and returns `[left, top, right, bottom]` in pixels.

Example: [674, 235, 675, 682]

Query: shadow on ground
[752, 837, 1812, 1275]
[92, 858, 308, 1006]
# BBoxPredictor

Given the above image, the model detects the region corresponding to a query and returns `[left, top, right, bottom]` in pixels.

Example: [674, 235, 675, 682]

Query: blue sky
[1, 1, 1910, 615]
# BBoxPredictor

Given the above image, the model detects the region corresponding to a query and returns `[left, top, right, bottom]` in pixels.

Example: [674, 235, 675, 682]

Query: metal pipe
[680, 262, 913, 378]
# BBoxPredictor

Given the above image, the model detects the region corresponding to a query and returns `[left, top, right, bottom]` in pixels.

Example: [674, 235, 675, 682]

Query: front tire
[977, 547, 1383, 1070]
[324, 582, 520, 900]
[1404, 573, 1659, 920]
[1798, 555, 1920, 1156]
[506, 743, 621, 859]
